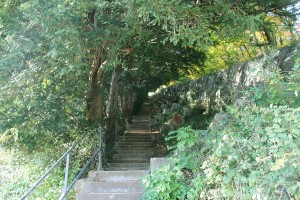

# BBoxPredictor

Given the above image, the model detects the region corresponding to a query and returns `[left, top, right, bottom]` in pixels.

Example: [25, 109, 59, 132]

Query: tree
[0, 0, 88, 150]
[0, 0, 298, 152]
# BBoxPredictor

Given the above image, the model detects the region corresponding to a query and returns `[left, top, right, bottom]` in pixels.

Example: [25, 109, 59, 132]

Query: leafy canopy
[0, 0, 298, 150]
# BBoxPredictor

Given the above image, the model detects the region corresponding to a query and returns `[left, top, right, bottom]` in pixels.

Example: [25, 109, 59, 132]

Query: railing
[20, 127, 104, 200]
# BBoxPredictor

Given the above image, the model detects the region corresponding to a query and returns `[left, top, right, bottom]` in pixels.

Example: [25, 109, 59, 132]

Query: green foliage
[184, 110, 215, 130]
[166, 127, 199, 154]
[246, 66, 300, 108]
[137, 0, 298, 47]
[0, 0, 89, 150]
[0, 128, 100, 200]
[143, 67, 300, 199]
[0, 0, 298, 197]
[0, 147, 65, 199]
[1, 0, 298, 151]
[143, 164, 188, 200]
[143, 127, 201, 200]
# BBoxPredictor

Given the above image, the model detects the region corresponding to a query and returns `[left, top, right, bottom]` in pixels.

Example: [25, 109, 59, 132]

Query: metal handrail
[59, 147, 102, 200]
[21, 127, 104, 200]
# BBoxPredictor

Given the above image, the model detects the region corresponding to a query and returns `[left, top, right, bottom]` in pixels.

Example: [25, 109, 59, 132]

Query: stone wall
[151, 44, 298, 113]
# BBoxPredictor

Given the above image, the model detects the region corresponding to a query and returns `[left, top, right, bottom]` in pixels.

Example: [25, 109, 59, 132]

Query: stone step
[117, 140, 152, 144]
[130, 120, 149, 123]
[123, 133, 154, 138]
[76, 192, 143, 200]
[115, 149, 152, 154]
[116, 144, 152, 149]
[117, 139, 153, 143]
[113, 154, 151, 160]
[128, 128, 150, 130]
[119, 138, 152, 142]
[87, 170, 148, 182]
[123, 134, 153, 137]
[110, 159, 150, 163]
[115, 146, 151, 150]
[75, 102, 155, 200]
[106, 166, 149, 171]
[119, 139, 153, 143]
[130, 121, 149, 123]
[132, 116, 149, 119]
[130, 123, 149, 126]
[128, 129, 151, 132]
[107, 163, 149, 169]
[116, 141, 152, 145]
[129, 121, 149, 123]
[124, 133, 153, 137]
[129, 124, 150, 126]
[119, 141, 152, 144]
[130, 123, 149, 124]
[120, 141, 152, 144]
[115, 148, 151, 152]
[80, 181, 144, 193]
[129, 122, 149, 124]
[128, 123, 149, 125]
[122, 135, 153, 139]
[128, 127, 151, 130]
[128, 130, 151, 133]
[115, 147, 151, 151]
[131, 119, 149, 122]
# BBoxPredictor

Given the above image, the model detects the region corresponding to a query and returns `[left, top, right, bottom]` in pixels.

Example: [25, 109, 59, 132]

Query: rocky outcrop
[151, 44, 298, 113]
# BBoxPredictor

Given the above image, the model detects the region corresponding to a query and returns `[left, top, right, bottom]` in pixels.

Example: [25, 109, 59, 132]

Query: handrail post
[21, 128, 101, 199]
[97, 127, 103, 171]
[60, 152, 70, 200]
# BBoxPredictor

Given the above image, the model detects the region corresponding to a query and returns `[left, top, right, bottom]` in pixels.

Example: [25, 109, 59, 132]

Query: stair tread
[113, 155, 151, 158]
[115, 147, 151, 149]
[82, 192, 143, 194]
[108, 163, 149, 165]
[105, 167, 149, 171]
[87, 170, 149, 182]
[110, 160, 150, 163]
[76, 192, 143, 200]
[106, 167, 149, 171]
[76, 101, 155, 199]
[115, 150, 151, 152]
[80, 180, 145, 193]
[116, 144, 152, 146]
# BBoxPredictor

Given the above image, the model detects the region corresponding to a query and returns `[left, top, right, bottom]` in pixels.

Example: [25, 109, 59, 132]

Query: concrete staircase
[75, 101, 154, 199]
[107, 131, 153, 171]
[75, 170, 148, 200]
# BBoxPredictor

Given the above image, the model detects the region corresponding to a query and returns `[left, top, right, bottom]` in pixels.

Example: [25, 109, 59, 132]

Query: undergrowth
[0, 128, 99, 200]
[143, 65, 300, 199]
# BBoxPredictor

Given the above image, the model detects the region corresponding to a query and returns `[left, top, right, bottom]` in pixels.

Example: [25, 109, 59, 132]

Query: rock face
[152, 44, 298, 113]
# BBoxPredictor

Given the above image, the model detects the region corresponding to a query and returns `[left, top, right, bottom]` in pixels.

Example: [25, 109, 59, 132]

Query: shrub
[143, 66, 300, 199]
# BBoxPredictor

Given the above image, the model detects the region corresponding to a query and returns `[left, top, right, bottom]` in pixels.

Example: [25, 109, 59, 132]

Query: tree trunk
[263, 26, 276, 46]
[243, 45, 252, 59]
[86, 51, 106, 125]
[120, 90, 136, 124]
[105, 63, 123, 155]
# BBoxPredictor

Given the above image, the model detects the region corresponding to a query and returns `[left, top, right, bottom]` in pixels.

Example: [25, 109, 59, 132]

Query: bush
[143, 66, 300, 199]
[0, 128, 100, 200]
